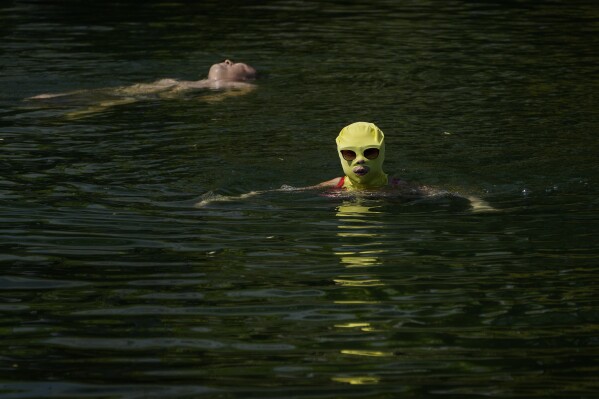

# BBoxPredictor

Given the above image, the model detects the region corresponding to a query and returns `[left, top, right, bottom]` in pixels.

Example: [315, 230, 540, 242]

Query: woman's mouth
[353, 166, 369, 176]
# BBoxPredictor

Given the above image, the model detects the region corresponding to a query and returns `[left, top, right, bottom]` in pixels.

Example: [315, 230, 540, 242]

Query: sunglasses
[340, 148, 380, 161]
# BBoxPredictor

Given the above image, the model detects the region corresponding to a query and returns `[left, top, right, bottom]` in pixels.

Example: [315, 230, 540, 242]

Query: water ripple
[0, 276, 88, 290]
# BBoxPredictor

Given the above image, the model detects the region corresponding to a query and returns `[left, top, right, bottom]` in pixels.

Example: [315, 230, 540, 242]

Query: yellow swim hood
[336, 122, 387, 189]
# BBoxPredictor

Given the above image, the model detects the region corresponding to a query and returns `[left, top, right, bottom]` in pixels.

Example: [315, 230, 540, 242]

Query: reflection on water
[334, 201, 386, 289]
[333, 201, 390, 386]
[1, 0, 599, 398]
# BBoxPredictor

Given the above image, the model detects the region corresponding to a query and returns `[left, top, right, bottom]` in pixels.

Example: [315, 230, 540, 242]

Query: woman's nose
[355, 157, 366, 164]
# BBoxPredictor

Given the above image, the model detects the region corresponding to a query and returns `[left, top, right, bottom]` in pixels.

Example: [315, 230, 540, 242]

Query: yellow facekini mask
[336, 122, 387, 190]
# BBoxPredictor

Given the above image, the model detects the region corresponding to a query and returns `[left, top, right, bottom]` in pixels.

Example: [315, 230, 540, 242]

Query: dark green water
[1, 1, 599, 398]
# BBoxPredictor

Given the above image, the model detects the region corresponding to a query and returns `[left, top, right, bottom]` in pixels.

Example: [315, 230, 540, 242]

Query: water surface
[1, 1, 598, 398]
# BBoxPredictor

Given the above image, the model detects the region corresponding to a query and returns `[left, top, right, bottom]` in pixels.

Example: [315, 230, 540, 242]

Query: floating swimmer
[26, 59, 257, 118]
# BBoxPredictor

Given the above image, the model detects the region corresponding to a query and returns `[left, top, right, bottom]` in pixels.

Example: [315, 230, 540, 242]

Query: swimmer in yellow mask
[318, 122, 390, 190]
[27, 59, 257, 118]
[196, 121, 495, 212]
[315, 121, 495, 211]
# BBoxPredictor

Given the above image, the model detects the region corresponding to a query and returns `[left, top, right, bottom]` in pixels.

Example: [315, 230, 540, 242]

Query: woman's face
[208, 59, 257, 82]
